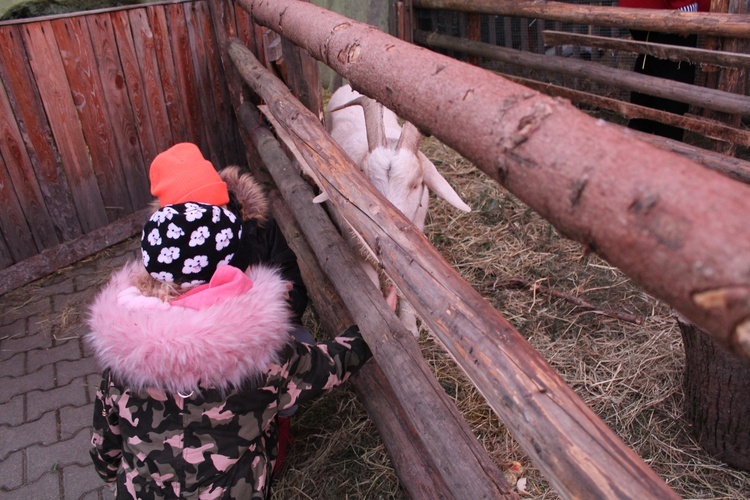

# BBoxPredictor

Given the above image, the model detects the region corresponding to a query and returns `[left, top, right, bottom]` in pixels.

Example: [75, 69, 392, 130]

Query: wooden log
[0, 208, 150, 296]
[412, 0, 750, 38]
[414, 30, 750, 116]
[629, 131, 750, 186]
[677, 315, 750, 472]
[543, 30, 750, 69]
[500, 73, 750, 148]
[241, 0, 750, 360]
[235, 101, 514, 498]
[237, 107, 457, 498]
[227, 34, 679, 499]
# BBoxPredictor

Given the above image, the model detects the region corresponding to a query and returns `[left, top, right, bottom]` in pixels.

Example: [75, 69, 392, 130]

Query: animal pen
[1, 0, 749, 497]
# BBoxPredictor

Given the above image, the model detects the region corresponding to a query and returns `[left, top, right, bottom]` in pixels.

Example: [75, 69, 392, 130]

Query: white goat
[321, 84, 471, 335]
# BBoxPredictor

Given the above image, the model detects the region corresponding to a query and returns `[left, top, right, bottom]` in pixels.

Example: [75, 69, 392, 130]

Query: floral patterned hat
[141, 202, 242, 288]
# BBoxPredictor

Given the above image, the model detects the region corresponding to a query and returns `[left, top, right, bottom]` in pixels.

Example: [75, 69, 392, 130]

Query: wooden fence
[0, 0, 246, 291]
[409, 0, 750, 154]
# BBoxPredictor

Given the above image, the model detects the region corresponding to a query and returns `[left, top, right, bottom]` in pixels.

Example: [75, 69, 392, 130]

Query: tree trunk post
[677, 315, 750, 471]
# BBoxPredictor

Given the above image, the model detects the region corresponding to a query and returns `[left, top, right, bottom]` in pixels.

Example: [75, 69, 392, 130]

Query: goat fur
[323, 84, 471, 335]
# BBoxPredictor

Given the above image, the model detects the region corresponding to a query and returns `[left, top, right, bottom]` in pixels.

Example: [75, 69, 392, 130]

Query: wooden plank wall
[0, 0, 247, 272]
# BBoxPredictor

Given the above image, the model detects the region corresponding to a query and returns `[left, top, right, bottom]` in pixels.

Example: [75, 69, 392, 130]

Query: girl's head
[149, 142, 229, 207]
[141, 202, 243, 291]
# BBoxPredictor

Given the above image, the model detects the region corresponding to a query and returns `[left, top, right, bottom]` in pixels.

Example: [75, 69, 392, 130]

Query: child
[149, 142, 309, 333]
[86, 201, 372, 498]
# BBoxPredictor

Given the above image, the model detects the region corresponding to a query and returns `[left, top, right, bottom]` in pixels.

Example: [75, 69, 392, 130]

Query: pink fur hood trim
[86, 261, 293, 394]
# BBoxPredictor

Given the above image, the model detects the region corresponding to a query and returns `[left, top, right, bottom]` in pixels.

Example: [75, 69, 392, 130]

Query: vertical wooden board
[52, 16, 134, 222]
[112, 10, 159, 167]
[194, 0, 240, 166]
[165, 4, 206, 152]
[22, 21, 108, 233]
[207, 0, 247, 166]
[129, 8, 174, 155]
[86, 13, 152, 210]
[234, 3, 257, 56]
[185, 1, 225, 168]
[148, 5, 189, 142]
[0, 124, 39, 262]
[0, 25, 81, 241]
[0, 228, 14, 270]
[0, 74, 59, 251]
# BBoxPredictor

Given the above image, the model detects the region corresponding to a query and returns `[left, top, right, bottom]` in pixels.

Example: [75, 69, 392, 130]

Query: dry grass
[274, 137, 750, 499]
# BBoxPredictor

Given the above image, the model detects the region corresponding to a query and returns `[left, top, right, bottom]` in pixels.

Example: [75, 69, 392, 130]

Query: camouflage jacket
[86, 262, 371, 499]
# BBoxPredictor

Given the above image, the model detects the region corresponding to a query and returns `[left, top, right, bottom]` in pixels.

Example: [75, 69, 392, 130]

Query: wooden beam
[412, 0, 750, 38]
[501, 73, 750, 148]
[543, 30, 750, 69]
[236, 104, 464, 498]
[240, 0, 750, 356]
[0, 208, 150, 296]
[414, 30, 750, 116]
[227, 31, 681, 498]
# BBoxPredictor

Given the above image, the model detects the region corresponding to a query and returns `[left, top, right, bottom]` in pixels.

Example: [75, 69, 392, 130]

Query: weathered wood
[227, 34, 679, 498]
[234, 99, 514, 498]
[701, 0, 749, 156]
[677, 316, 750, 472]
[0, 66, 58, 254]
[414, 30, 750, 116]
[149, 5, 190, 143]
[87, 13, 152, 209]
[543, 30, 750, 69]
[0, 149, 37, 264]
[130, 8, 174, 156]
[238, 108, 457, 498]
[0, 25, 81, 243]
[166, 3, 206, 151]
[630, 131, 750, 186]
[412, 0, 750, 38]
[22, 20, 108, 233]
[501, 73, 750, 148]
[0, 208, 151, 297]
[112, 9, 160, 167]
[52, 16, 134, 222]
[242, 0, 750, 358]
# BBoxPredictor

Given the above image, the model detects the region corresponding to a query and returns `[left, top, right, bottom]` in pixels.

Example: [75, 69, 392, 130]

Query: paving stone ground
[0, 238, 141, 499]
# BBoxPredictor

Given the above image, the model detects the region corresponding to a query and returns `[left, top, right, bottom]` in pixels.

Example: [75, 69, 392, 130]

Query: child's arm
[276, 325, 372, 411]
[90, 371, 122, 485]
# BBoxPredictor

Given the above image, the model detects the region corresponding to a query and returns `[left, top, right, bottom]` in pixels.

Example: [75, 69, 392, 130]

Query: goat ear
[421, 156, 472, 212]
[397, 121, 422, 153]
[360, 99, 386, 153]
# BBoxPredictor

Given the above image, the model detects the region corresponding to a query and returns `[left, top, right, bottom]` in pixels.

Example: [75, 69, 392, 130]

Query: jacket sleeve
[90, 371, 122, 485]
[242, 218, 309, 324]
[277, 325, 372, 412]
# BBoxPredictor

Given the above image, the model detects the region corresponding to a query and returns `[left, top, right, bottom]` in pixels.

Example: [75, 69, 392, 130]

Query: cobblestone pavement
[0, 238, 141, 499]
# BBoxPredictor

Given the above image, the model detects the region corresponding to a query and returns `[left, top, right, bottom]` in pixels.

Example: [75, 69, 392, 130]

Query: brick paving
[0, 238, 141, 499]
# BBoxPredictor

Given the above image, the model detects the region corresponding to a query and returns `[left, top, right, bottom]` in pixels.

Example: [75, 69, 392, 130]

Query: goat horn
[329, 95, 386, 153]
[396, 121, 422, 153]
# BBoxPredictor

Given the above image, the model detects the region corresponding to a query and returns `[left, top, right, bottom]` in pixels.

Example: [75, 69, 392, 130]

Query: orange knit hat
[149, 143, 229, 207]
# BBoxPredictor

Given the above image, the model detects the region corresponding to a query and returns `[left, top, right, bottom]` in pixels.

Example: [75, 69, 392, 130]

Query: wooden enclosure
[0, 0, 245, 293]
[1, 0, 750, 497]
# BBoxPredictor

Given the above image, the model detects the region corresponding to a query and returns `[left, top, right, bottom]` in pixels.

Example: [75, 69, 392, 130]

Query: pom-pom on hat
[141, 202, 242, 288]
[150, 143, 229, 207]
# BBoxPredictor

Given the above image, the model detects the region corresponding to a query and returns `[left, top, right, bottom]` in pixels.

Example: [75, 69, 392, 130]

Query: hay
[278, 137, 750, 499]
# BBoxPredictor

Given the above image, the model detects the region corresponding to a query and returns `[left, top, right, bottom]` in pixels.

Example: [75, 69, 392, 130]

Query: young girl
[86, 201, 372, 499]
[148, 142, 309, 330]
